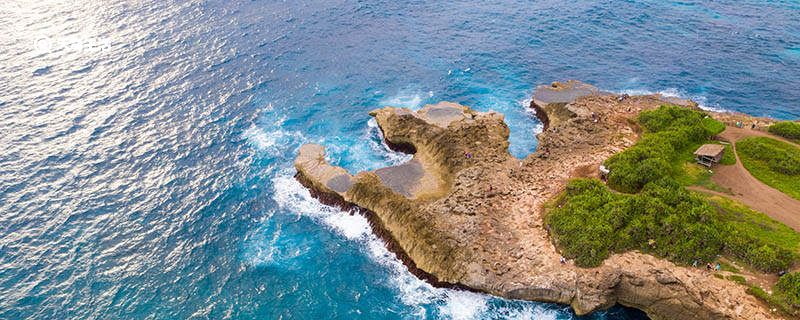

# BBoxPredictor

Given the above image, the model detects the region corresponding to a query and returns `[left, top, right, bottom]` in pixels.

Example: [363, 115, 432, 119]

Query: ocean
[1, 0, 798, 319]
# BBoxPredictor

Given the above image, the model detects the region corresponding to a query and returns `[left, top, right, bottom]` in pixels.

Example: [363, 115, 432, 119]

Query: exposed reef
[294, 82, 782, 319]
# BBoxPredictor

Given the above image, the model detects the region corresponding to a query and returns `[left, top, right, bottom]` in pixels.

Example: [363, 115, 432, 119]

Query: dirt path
[703, 127, 800, 232]
[718, 126, 800, 148]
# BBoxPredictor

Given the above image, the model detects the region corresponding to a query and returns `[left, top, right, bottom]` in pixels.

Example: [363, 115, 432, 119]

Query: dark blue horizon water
[1, 1, 798, 319]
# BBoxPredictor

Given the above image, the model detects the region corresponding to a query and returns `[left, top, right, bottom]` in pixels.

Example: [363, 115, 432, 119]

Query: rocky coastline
[294, 81, 783, 320]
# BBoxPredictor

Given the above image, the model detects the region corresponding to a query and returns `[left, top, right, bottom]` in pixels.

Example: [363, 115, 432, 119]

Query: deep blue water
[1, 1, 798, 319]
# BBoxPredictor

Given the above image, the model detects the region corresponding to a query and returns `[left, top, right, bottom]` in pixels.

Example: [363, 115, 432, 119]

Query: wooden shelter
[694, 144, 725, 167]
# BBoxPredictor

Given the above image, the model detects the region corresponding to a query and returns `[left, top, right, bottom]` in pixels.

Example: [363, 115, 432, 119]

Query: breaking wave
[617, 87, 728, 113]
[267, 172, 567, 319]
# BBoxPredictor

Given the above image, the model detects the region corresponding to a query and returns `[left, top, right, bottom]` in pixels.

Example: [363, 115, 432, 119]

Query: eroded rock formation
[294, 81, 781, 320]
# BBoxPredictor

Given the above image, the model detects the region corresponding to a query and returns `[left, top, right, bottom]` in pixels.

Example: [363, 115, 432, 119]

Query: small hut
[694, 144, 725, 167]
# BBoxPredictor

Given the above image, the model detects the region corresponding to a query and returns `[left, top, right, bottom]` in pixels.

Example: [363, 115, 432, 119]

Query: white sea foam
[366, 118, 413, 165]
[242, 123, 304, 157]
[618, 87, 727, 113]
[271, 171, 531, 319]
[379, 90, 433, 110]
[243, 222, 281, 265]
[438, 290, 489, 320]
[518, 96, 544, 134]
[492, 304, 562, 320]
[271, 173, 367, 239]
[271, 172, 441, 300]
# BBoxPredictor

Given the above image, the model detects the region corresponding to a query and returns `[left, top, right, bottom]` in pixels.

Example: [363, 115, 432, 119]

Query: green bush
[547, 178, 726, 267]
[777, 272, 800, 307]
[549, 179, 798, 271]
[769, 121, 800, 141]
[606, 105, 724, 193]
[723, 237, 794, 272]
[748, 274, 800, 317]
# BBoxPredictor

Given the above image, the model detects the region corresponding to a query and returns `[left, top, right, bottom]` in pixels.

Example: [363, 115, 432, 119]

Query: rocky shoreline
[294, 81, 783, 320]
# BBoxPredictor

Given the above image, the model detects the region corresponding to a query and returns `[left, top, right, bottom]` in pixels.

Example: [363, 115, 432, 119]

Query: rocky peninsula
[294, 81, 782, 319]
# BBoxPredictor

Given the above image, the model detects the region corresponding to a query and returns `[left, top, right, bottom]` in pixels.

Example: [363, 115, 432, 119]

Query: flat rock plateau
[294, 81, 782, 320]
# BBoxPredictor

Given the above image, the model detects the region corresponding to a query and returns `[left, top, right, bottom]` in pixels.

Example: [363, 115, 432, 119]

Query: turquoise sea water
[1, 1, 799, 319]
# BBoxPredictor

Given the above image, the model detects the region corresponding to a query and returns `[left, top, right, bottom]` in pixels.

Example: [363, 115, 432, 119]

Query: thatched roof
[694, 144, 725, 157]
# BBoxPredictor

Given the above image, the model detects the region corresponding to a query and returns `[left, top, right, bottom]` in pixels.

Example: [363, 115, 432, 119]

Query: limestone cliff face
[294, 83, 782, 320]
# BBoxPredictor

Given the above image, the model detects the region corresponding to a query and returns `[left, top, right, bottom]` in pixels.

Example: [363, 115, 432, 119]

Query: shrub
[547, 178, 725, 267]
[769, 121, 800, 141]
[723, 235, 795, 272]
[550, 178, 797, 270]
[748, 274, 800, 317]
[606, 105, 724, 193]
[777, 272, 800, 307]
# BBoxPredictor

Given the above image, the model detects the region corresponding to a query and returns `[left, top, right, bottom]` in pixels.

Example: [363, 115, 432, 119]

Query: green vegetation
[680, 163, 733, 194]
[726, 274, 747, 285]
[605, 105, 725, 193]
[707, 195, 800, 272]
[718, 260, 740, 273]
[736, 137, 800, 200]
[546, 106, 800, 273]
[547, 179, 798, 271]
[716, 270, 800, 316]
[547, 178, 724, 267]
[748, 279, 799, 317]
[768, 121, 800, 142]
[720, 143, 736, 165]
[746, 286, 791, 315]
[777, 272, 800, 308]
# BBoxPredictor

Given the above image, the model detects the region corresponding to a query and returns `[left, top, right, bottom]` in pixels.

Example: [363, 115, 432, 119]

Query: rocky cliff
[294, 82, 781, 320]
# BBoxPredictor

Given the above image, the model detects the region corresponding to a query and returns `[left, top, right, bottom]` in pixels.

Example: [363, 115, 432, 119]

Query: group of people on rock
[734, 121, 758, 130]
[693, 259, 722, 272]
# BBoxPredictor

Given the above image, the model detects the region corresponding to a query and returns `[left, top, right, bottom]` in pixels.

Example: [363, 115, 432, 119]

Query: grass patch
[727, 274, 747, 285]
[720, 143, 736, 165]
[768, 121, 800, 142]
[681, 163, 734, 194]
[708, 196, 800, 253]
[709, 195, 799, 272]
[736, 137, 800, 200]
